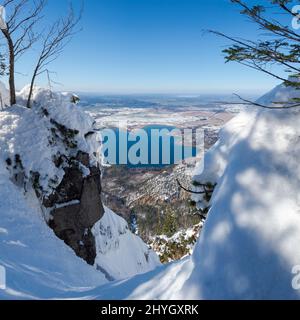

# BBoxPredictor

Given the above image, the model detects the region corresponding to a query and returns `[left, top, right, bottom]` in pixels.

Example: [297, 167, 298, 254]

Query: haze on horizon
[10, 0, 286, 95]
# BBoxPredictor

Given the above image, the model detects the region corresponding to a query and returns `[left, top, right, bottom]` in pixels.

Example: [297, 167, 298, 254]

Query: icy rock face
[28, 90, 105, 265]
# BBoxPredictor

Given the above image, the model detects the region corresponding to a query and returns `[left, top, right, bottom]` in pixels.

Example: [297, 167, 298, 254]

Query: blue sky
[12, 0, 291, 94]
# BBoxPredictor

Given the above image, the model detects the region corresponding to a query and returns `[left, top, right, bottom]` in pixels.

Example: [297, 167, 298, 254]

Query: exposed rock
[46, 151, 104, 265]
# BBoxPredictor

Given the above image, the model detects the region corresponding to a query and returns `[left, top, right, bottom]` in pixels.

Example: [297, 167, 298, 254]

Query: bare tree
[1, 0, 46, 105]
[26, 5, 81, 108]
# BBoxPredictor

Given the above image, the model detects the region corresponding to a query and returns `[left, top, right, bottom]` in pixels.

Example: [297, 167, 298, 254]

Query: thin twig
[176, 179, 206, 194]
[234, 94, 300, 109]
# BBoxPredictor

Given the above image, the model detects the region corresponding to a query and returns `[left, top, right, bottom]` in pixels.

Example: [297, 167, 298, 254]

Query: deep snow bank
[0, 160, 107, 299]
[188, 93, 300, 299]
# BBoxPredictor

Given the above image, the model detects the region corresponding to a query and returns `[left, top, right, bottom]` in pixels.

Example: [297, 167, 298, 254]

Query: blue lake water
[101, 125, 198, 168]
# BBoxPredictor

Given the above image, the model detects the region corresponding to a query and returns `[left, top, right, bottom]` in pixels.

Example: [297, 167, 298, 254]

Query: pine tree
[130, 211, 139, 235]
[211, 0, 300, 107]
[161, 210, 179, 238]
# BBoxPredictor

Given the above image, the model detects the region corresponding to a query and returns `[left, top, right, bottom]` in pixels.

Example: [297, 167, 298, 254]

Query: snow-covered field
[85, 105, 235, 131]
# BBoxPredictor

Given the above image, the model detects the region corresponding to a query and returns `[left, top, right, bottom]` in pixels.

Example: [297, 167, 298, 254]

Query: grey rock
[46, 152, 104, 265]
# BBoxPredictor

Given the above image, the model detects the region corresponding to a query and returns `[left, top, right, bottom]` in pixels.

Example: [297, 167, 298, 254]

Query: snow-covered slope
[149, 223, 202, 263]
[0, 160, 107, 299]
[0, 83, 160, 299]
[93, 207, 160, 280]
[182, 83, 300, 299]
[257, 77, 300, 107]
[3, 79, 300, 300]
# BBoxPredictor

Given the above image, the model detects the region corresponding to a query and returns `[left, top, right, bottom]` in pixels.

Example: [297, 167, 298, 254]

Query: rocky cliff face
[3, 87, 106, 266]
[0, 85, 160, 278]
[46, 152, 104, 265]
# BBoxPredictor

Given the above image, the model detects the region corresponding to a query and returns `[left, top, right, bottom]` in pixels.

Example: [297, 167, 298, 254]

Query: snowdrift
[93, 207, 159, 281]
[183, 82, 300, 298]
[0, 160, 107, 299]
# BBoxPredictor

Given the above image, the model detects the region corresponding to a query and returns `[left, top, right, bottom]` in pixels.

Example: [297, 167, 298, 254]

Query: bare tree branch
[176, 179, 207, 195]
[1, 0, 46, 105]
[233, 94, 300, 109]
[26, 3, 82, 108]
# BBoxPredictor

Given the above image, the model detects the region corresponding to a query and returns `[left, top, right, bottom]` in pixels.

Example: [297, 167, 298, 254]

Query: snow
[0, 83, 160, 299]
[87, 82, 300, 300]
[257, 76, 300, 107]
[181, 83, 300, 299]
[2, 79, 300, 299]
[0, 160, 107, 300]
[93, 207, 160, 281]
[0, 86, 101, 195]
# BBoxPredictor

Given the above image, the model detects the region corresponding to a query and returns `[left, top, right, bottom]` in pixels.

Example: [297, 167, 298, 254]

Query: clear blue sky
[13, 0, 287, 94]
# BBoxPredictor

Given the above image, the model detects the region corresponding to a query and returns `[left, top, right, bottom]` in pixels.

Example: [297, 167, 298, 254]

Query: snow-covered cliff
[0, 83, 160, 299]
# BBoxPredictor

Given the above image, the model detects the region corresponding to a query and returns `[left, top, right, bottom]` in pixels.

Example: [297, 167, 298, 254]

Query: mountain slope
[2, 81, 300, 299]
[0, 84, 160, 299]
[86, 82, 300, 300]
[93, 207, 160, 281]
[0, 160, 107, 299]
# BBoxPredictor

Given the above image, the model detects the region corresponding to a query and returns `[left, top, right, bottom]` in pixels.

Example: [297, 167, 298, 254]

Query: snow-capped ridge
[257, 76, 300, 107]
